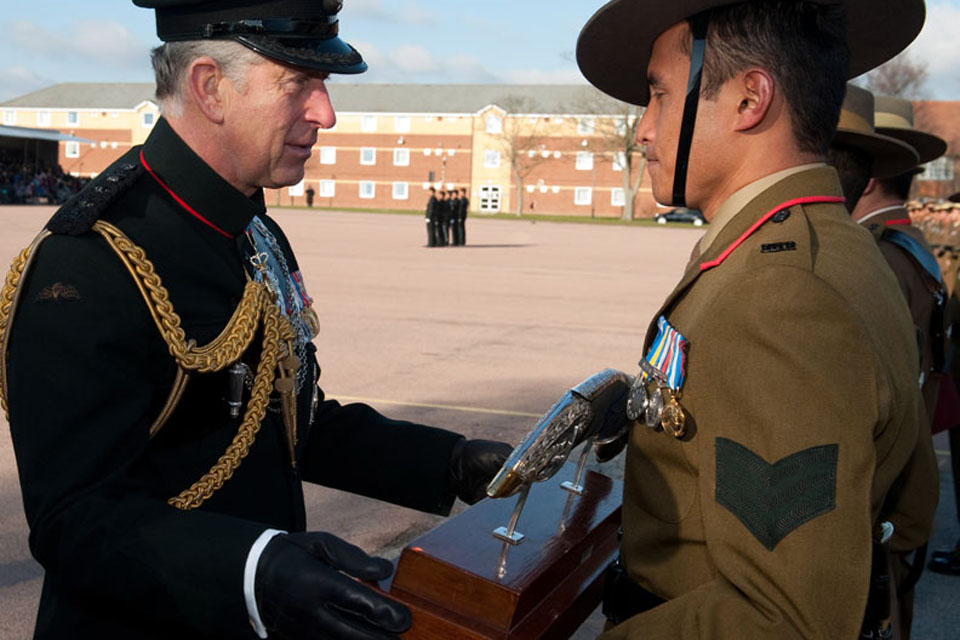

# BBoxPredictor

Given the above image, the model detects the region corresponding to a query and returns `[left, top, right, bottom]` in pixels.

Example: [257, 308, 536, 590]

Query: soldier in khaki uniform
[828, 86, 946, 637]
[575, 1, 938, 638]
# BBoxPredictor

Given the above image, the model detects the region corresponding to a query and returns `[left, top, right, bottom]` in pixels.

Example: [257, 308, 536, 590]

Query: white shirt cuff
[244, 528, 286, 639]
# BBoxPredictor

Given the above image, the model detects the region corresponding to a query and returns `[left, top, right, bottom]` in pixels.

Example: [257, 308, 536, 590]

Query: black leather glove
[447, 438, 514, 504]
[255, 532, 411, 640]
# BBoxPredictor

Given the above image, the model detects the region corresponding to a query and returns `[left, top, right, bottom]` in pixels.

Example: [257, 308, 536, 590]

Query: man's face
[221, 57, 336, 194]
[636, 22, 725, 215]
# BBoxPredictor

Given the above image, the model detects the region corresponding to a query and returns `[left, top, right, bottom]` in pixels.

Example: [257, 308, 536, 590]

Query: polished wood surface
[379, 463, 623, 639]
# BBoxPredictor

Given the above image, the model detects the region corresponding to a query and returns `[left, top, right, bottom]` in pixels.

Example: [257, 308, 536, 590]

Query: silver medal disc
[626, 378, 648, 421]
[644, 388, 664, 429]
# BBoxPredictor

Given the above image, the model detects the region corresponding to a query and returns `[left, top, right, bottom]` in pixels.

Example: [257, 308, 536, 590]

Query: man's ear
[862, 177, 879, 197]
[733, 68, 776, 132]
[186, 57, 227, 124]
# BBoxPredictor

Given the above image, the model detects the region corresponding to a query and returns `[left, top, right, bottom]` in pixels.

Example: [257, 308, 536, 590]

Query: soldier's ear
[186, 57, 227, 125]
[732, 68, 775, 133]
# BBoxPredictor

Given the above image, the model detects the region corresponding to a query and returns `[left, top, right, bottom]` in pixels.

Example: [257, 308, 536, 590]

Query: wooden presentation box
[378, 465, 623, 639]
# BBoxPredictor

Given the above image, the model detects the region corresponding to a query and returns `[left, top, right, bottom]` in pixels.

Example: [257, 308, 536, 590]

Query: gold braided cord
[169, 303, 295, 510]
[92, 221, 264, 373]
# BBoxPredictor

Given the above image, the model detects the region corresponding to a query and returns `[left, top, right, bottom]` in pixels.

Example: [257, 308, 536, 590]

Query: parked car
[654, 208, 706, 226]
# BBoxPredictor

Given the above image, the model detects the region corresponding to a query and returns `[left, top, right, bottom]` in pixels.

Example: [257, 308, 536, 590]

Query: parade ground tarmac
[0, 205, 957, 638]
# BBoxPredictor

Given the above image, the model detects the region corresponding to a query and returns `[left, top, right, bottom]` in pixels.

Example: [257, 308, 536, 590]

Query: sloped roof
[1, 82, 632, 115]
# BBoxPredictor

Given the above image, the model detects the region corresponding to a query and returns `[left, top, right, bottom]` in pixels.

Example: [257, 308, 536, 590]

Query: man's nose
[635, 107, 654, 147]
[305, 81, 337, 129]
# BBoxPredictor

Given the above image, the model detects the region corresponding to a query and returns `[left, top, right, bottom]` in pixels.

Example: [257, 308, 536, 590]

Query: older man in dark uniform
[0, 2, 510, 639]
[576, 1, 937, 638]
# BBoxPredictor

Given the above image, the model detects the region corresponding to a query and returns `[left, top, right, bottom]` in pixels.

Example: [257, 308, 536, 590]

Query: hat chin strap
[671, 12, 710, 208]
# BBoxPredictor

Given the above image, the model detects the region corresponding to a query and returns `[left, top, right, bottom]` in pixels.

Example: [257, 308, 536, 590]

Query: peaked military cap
[133, 0, 367, 74]
[874, 95, 948, 166]
[576, 0, 926, 106]
[950, 192, 960, 204]
[833, 84, 919, 179]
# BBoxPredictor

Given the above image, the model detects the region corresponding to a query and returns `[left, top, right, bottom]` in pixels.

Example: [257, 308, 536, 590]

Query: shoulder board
[882, 228, 943, 286]
[46, 150, 144, 236]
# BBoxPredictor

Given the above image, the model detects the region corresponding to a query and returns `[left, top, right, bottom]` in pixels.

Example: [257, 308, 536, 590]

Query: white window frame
[36, 110, 51, 127]
[359, 181, 376, 199]
[2, 110, 15, 125]
[67, 111, 78, 125]
[485, 115, 503, 134]
[392, 181, 409, 200]
[611, 188, 625, 206]
[320, 146, 336, 165]
[574, 187, 593, 206]
[65, 141, 80, 158]
[393, 148, 410, 166]
[578, 117, 595, 134]
[478, 185, 502, 212]
[394, 115, 411, 133]
[318, 180, 335, 197]
[576, 151, 594, 171]
[921, 157, 954, 182]
[360, 147, 376, 166]
[141, 112, 155, 127]
[483, 149, 501, 168]
[361, 115, 377, 132]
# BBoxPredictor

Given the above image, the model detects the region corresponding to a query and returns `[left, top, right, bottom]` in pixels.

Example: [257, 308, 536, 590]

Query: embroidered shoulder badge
[715, 438, 838, 550]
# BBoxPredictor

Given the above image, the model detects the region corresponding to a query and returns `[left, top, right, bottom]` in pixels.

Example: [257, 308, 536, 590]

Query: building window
[65, 141, 80, 158]
[393, 148, 410, 166]
[920, 156, 955, 182]
[360, 147, 376, 165]
[613, 151, 626, 171]
[394, 116, 411, 132]
[2, 110, 15, 125]
[142, 112, 155, 127]
[361, 115, 377, 132]
[576, 152, 594, 171]
[318, 180, 335, 197]
[578, 117, 595, 134]
[575, 187, 593, 205]
[484, 149, 501, 168]
[485, 115, 503, 134]
[37, 111, 51, 126]
[392, 182, 409, 200]
[479, 185, 501, 212]
[359, 181, 375, 199]
[611, 188, 625, 206]
[320, 146, 336, 165]
[67, 111, 78, 125]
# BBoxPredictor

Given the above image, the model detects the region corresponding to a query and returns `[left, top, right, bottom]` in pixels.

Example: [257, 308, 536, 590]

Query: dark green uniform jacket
[5, 118, 462, 639]
[603, 167, 938, 639]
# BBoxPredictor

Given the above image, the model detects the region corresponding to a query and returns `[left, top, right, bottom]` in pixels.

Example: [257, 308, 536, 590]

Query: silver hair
[150, 40, 265, 117]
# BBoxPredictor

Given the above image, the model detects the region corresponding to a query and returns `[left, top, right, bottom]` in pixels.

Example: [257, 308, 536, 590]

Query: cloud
[0, 66, 49, 102]
[392, 45, 439, 75]
[902, 2, 960, 98]
[6, 19, 149, 69]
[344, 0, 438, 27]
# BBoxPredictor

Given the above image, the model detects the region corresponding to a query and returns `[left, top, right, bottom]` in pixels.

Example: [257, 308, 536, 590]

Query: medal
[660, 393, 687, 438]
[626, 376, 648, 421]
[644, 387, 663, 430]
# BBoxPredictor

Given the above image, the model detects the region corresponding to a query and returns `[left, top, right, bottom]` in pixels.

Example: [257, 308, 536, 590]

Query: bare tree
[573, 89, 647, 220]
[862, 52, 929, 99]
[493, 96, 554, 215]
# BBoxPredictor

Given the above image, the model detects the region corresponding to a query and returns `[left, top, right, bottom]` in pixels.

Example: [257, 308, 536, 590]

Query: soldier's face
[222, 58, 336, 194]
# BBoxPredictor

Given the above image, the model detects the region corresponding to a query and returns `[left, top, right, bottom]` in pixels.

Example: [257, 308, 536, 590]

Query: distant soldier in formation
[425, 186, 438, 247]
[449, 189, 462, 246]
[828, 84, 945, 636]
[457, 187, 470, 246]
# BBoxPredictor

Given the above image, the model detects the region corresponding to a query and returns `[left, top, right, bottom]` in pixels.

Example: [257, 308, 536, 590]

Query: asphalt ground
[0, 206, 956, 639]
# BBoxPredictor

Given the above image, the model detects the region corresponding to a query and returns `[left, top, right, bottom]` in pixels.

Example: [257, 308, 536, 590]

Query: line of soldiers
[425, 186, 469, 247]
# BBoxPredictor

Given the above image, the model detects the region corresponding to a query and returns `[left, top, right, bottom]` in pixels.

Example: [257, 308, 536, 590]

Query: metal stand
[493, 484, 531, 545]
[561, 436, 595, 495]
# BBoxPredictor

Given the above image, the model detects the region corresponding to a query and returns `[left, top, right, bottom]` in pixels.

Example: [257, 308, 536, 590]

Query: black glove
[255, 532, 411, 640]
[447, 438, 514, 504]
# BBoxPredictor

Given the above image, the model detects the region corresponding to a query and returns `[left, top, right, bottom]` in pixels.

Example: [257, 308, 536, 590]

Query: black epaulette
[46, 150, 144, 236]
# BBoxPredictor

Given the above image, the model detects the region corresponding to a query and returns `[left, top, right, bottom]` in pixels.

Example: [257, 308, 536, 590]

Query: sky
[1, 0, 959, 103]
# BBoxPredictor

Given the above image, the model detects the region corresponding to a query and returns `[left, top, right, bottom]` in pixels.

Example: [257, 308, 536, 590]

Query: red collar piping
[699, 195, 846, 272]
[884, 218, 912, 226]
[140, 149, 233, 238]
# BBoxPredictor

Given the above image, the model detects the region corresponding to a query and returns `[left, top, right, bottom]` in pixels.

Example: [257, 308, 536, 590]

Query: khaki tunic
[603, 167, 938, 640]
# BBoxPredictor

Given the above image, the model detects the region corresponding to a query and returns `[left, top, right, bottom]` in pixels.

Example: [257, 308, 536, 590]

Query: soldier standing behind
[575, 1, 937, 638]
[437, 190, 450, 246]
[449, 188, 462, 246]
[828, 85, 944, 638]
[425, 186, 438, 247]
[458, 187, 470, 246]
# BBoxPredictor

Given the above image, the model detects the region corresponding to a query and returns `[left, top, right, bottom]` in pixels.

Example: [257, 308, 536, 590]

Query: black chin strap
[671, 12, 711, 208]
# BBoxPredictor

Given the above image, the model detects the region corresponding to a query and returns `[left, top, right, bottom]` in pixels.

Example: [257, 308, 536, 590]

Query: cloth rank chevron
[643, 315, 688, 391]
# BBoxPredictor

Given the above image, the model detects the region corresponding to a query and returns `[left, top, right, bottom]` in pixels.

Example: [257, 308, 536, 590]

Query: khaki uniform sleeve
[604, 265, 922, 640]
